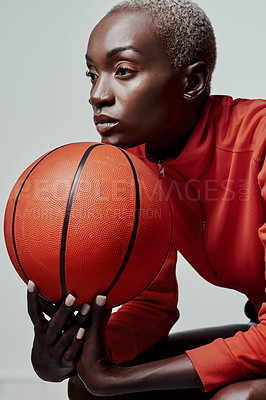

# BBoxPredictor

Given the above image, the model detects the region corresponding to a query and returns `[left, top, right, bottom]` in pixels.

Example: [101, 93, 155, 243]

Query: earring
[183, 93, 193, 99]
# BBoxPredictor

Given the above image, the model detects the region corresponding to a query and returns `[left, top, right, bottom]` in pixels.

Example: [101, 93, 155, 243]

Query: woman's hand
[77, 295, 121, 396]
[77, 295, 203, 397]
[27, 281, 90, 382]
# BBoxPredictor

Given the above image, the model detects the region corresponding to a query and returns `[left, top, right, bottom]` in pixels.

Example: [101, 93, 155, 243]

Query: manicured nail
[76, 327, 85, 340]
[27, 280, 35, 293]
[65, 294, 76, 307]
[96, 295, 107, 306]
[80, 303, 90, 316]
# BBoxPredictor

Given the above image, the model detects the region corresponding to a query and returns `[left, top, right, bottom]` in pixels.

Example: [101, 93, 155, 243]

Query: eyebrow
[85, 46, 143, 63]
[107, 46, 143, 58]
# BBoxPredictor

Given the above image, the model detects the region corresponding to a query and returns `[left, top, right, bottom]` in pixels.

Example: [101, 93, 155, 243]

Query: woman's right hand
[27, 281, 90, 382]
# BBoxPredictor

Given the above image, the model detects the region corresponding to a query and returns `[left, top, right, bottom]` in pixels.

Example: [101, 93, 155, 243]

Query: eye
[86, 70, 98, 83]
[115, 66, 139, 78]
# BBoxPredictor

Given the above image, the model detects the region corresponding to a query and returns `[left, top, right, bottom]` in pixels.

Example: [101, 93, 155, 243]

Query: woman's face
[86, 11, 187, 150]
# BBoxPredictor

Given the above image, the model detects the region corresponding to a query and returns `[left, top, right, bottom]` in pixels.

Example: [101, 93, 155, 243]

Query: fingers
[28, 282, 109, 367]
[92, 295, 109, 329]
[46, 294, 78, 345]
[38, 297, 59, 319]
[92, 295, 112, 333]
[57, 295, 110, 363]
[53, 300, 91, 359]
[84, 295, 111, 359]
[63, 327, 86, 364]
[27, 281, 48, 332]
[27, 281, 93, 378]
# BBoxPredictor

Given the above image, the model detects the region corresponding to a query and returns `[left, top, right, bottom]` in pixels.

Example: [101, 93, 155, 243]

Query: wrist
[77, 358, 121, 396]
[31, 351, 75, 383]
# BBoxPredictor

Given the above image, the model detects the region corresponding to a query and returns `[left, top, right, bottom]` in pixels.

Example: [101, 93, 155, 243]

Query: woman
[27, 0, 266, 398]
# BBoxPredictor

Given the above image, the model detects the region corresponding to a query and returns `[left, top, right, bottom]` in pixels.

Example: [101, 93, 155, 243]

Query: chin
[100, 135, 137, 149]
[100, 136, 118, 147]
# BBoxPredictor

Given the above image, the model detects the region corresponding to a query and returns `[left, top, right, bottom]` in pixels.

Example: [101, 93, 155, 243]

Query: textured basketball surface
[4, 142, 172, 308]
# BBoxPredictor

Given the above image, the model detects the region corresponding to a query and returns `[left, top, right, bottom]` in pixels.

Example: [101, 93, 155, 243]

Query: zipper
[158, 160, 165, 180]
[185, 180, 219, 278]
[161, 163, 219, 279]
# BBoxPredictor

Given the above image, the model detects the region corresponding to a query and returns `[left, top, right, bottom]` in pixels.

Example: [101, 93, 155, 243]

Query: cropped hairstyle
[108, 0, 217, 93]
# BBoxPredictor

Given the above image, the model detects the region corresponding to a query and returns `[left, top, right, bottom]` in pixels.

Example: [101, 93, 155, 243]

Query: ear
[183, 62, 209, 99]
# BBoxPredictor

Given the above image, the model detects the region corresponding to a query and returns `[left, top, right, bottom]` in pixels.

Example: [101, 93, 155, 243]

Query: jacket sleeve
[106, 244, 179, 364]
[186, 149, 266, 392]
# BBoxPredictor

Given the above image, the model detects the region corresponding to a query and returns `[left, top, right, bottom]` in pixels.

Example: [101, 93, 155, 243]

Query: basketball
[4, 142, 172, 308]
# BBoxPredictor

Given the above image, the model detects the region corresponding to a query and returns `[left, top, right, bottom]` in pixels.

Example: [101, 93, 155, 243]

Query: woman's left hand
[76, 295, 203, 397]
[76, 295, 121, 396]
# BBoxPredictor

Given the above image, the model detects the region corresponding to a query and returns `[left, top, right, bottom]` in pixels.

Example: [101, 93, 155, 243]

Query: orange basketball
[4, 142, 172, 308]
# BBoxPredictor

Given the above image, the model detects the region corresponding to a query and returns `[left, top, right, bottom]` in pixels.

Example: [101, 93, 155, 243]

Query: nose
[89, 75, 115, 109]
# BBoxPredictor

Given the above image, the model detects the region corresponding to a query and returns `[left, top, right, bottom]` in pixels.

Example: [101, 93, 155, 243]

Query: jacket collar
[145, 96, 216, 181]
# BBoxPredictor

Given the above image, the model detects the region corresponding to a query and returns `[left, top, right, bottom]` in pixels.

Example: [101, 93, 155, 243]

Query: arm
[186, 145, 266, 392]
[106, 244, 179, 364]
[77, 296, 203, 397]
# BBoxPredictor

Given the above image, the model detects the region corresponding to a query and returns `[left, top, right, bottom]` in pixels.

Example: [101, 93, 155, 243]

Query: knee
[210, 379, 266, 400]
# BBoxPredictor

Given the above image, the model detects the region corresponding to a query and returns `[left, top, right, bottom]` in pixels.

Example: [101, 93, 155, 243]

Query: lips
[94, 115, 119, 135]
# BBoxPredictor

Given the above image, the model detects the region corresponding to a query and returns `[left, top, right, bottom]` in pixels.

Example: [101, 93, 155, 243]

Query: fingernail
[65, 294, 76, 307]
[76, 327, 85, 340]
[27, 280, 35, 293]
[96, 295, 107, 306]
[80, 303, 90, 316]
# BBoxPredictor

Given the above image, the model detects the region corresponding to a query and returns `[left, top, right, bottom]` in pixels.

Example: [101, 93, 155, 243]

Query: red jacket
[106, 95, 266, 392]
